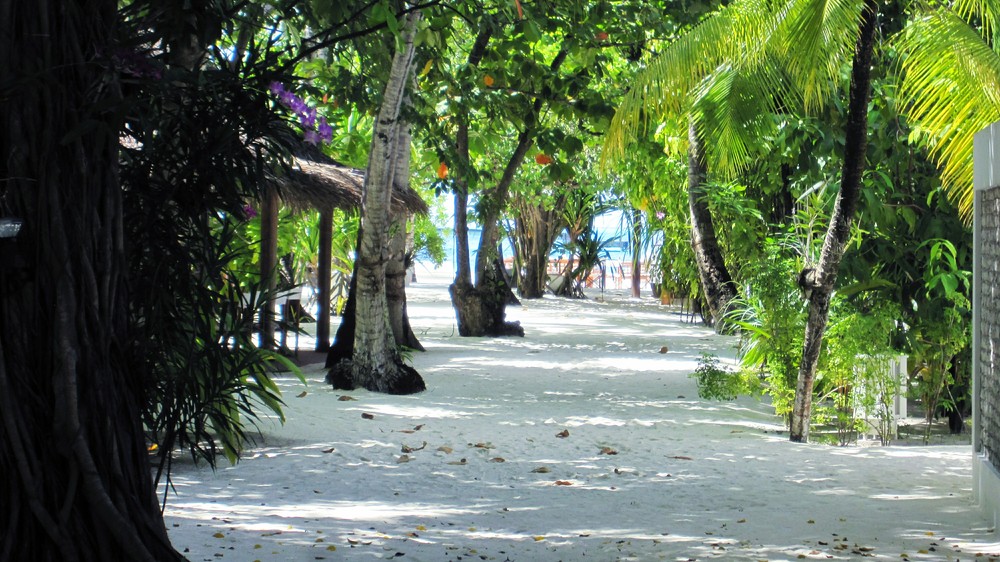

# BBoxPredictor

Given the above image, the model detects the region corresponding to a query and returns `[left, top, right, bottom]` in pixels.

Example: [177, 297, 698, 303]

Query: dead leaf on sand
[401, 442, 427, 454]
[338, 395, 356, 401]
[670, 455, 693, 460]
[531, 466, 551, 473]
[556, 429, 570, 438]
[296, 391, 308, 398]
[361, 413, 375, 420]
[321, 447, 335, 454]
[471, 442, 494, 449]
[447, 458, 467, 466]
[554, 480, 573, 486]
[599, 447, 618, 455]
[489, 457, 506, 463]
[659, 346, 669, 354]
[397, 455, 411, 463]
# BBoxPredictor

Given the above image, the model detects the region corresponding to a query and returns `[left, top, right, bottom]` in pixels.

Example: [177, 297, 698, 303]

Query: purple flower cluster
[269, 82, 333, 145]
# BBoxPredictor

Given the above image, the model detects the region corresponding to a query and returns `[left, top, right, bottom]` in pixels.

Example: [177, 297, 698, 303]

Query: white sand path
[165, 275, 999, 561]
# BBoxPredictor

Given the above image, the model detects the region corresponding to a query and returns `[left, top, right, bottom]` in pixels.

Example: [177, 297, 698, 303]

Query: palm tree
[327, 11, 426, 394]
[894, 0, 1000, 223]
[605, 0, 883, 442]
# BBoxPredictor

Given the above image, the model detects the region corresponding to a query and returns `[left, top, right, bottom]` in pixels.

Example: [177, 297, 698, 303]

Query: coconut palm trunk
[0, 0, 182, 558]
[687, 122, 739, 329]
[327, 11, 425, 394]
[385, 116, 423, 351]
[789, 0, 879, 442]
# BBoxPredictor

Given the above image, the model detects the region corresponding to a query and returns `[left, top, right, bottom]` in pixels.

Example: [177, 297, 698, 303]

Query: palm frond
[602, 0, 786, 167]
[895, 8, 1000, 221]
[692, 60, 791, 175]
[778, 0, 868, 111]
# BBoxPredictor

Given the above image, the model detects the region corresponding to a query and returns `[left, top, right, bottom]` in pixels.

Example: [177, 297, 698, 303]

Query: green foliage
[814, 299, 900, 446]
[723, 239, 806, 420]
[691, 353, 759, 401]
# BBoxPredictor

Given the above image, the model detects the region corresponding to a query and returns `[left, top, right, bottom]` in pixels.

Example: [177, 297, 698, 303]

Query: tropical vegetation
[0, 0, 987, 556]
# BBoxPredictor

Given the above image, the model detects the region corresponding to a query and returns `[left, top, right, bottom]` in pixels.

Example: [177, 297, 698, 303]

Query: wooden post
[259, 187, 279, 350]
[316, 208, 333, 352]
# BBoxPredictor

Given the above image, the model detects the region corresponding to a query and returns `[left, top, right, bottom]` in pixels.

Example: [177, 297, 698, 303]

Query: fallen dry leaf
[599, 447, 618, 455]
[401, 442, 427, 453]
[554, 480, 573, 486]
[670, 455, 693, 460]
[659, 346, 669, 353]
[447, 458, 467, 466]
[472, 442, 494, 449]
[437, 446, 453, 454]
[212, 532, 225, 538]
[338, 395, 356, 401]
[361, 413, 375, 420]
[489, 457, 506, 463]
[531, 466, 551, 473]
[296, 391, 307, 398]
[397, 455, 411, 463]
[556, 429, 570, 438]
[322, 447, 335, 454]
[413, 424, 425, 431]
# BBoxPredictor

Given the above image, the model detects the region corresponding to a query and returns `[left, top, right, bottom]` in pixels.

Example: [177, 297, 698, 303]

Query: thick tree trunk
[789, 0, 878, 442]
[630, 207, 643, 298]
[327, 12, 424, 394]
[0, 1, 182, 559]
[687, 122, 738, 331]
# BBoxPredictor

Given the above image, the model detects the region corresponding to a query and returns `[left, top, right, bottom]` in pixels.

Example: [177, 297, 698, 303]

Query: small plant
[691, 353, 756, 401]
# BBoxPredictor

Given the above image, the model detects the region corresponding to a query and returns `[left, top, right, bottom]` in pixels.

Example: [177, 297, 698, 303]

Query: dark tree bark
[687, 121, 738, 330]
[0, 0, 182, 559]
[630, 207, 643, 298]
[789, 0, 879, 442]
[315, 209, 334, 351]
[327, 12, 424, 394]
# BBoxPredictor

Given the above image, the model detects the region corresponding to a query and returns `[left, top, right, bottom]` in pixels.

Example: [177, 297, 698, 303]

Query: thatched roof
[274, 144, 428, 215]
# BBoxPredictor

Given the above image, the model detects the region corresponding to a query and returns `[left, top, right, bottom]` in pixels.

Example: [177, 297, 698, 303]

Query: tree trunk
[0, 1, 182, 558]
[687, 121, 738, 331]
[386, 217, 423, 350]
[259, 186, 280, 350]
[327, 11, 424, 394]
[512, 196, 564, 299]
[385, 100, 423, 352]
[450, 34, 569, 336]
[630, 207, 643, 298]
[789, 0, 878, 442]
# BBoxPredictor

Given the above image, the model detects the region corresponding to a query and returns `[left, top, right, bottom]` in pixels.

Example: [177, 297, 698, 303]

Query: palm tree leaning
[606, 0, 883, 442]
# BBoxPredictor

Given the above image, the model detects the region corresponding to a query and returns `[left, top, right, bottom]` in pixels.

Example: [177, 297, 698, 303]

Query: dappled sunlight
[166, 284, 993, 561]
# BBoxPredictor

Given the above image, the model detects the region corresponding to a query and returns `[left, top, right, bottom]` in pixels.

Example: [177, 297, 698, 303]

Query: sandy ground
[164, 268, 1000, 561]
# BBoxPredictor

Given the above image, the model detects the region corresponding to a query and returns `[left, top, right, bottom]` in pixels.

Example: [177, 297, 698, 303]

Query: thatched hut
[258, 143, 428, 351]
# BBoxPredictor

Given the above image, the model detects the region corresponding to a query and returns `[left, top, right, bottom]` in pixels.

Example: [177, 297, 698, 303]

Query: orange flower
[595, 32, 609, 41]
[483, 74, 495, 87]
[535, 153, 553, 165]
[437, 162, 448, 179]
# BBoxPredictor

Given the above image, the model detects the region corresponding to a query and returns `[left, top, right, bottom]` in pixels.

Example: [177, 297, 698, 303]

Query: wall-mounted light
[0, 217, 22, 239]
